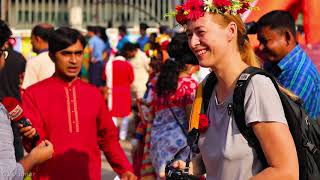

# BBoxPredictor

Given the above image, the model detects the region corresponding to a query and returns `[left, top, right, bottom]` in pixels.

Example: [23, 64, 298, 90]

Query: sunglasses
[0, 49, 9, 60]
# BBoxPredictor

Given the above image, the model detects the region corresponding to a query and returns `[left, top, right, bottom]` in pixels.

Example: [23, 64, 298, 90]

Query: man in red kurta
[21, 27, 136, 180]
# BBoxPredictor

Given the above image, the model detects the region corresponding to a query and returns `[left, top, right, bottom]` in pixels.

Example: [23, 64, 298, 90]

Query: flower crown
[166, 0, 257, 25]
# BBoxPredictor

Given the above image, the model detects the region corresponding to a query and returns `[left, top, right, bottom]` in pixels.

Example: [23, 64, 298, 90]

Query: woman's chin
[198, 60, 212, 68]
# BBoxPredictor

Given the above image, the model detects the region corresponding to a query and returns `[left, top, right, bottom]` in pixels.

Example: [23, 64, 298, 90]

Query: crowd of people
[0, 0, 319, 180]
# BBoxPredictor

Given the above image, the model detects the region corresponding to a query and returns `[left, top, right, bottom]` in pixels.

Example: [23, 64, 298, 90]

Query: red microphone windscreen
[2, 97, 24, 122]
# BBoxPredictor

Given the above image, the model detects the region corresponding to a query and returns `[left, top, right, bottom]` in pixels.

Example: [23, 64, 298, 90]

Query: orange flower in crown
[166, 0, 258, 25]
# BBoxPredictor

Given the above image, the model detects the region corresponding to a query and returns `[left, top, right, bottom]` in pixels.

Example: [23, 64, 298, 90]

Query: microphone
[2, 97, 40, 147]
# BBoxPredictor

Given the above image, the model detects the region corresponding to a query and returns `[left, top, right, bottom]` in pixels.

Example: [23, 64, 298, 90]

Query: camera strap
[170, 144, 192, 171]
[168, 108, 198, 173]
[169, 107, 188, 137]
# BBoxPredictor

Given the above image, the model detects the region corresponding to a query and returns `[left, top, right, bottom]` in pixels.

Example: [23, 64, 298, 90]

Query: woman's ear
[226, 22, 237, 42]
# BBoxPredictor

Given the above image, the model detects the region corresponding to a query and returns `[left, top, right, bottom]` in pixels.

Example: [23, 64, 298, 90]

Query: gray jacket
[0, 103, 24, 180]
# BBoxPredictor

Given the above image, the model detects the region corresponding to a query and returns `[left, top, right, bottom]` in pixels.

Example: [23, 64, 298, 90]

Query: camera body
[165, 164, 190, 180]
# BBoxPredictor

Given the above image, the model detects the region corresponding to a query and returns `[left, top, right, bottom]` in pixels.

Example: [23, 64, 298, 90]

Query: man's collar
[264, 45, 302, 77]
[51, 75, 81, 86]
[277, 44, 301, 70]
[263, 61, 282, 77]
[37, 48, 49, 54]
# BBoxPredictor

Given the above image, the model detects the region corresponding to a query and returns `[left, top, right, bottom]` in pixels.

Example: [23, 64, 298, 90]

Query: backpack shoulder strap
[203, 72, 217, 114]
[233, 66, 280, 167]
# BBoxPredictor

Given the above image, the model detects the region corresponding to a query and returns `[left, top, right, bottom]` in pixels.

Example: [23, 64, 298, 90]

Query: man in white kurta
[22, 24, 55, 89]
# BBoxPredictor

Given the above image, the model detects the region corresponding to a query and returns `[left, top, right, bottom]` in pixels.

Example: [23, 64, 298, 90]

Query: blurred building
[0, 0, 176, 29]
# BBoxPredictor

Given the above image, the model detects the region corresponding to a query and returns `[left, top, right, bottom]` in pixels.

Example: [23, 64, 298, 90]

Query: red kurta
[22, 76, 133, 180]
[111, 60, 134, 117]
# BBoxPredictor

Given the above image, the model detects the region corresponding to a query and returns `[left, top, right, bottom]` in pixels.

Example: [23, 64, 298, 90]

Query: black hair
[167, 32, 198, 65]
[122, 42, 139, 52]
[149, 32, 158, 42]
[156, 32, 198, 97]
[96, 26, 109, 43]
[87, 25, 98, 33]
[121, 43, 139, 59]
[31, 24, 54, 42]
[148, 33, 160, 50]
[257, 10, 296, 37]
[0, 20, 12, 47]
[149, 57, 162, 74]
[156, 60, 179, 97]
[140, 23, 149, 30]
[48, 27, 87, 55]
[245, 21, 258, 34]
[118, 25, 127, 34]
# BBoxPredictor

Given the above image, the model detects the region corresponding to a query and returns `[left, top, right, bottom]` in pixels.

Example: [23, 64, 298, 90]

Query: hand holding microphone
[19, 124, 37, 139]
[2, 97, 40, 147]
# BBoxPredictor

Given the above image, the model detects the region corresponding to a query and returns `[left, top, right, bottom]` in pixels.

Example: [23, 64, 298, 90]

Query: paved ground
[101, 140, 132, 179]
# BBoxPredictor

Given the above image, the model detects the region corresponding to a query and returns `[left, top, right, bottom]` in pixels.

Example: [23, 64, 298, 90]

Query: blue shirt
[88, 35, 106, 62]
[277, 45, 320, 119]
[116, 35, 130, 51]
[137, 35, 149, 51]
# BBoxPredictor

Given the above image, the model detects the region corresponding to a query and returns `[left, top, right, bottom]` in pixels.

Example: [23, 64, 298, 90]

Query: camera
[165, 163, 189, 180]
[165, 163, 199, 180]
[165, 130, 202, 180]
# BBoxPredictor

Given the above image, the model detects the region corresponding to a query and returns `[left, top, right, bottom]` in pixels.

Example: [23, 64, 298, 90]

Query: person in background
[22, 23, 55, 90]
[0, 30, 27, 162]
[132, 56, 162, 180]
[116, 25, 131, 51]
[105, 50, 134, 141]
[145, 33, 164, 62]
[96, 26, 111, 61]
[150, 32, 198, 179]
[96, 26, 112, 87]
[156, 26, 171, 62]
[256, 10, 320, 119]
[0, 38, 26, 101]
[172, 1, 298, 179]
[137, 23, 149, 51]
[20, 27, 136, 180]
[122, 43, 150, 99]
[87, 25, 106, 87]
[0, 19, 53, 180]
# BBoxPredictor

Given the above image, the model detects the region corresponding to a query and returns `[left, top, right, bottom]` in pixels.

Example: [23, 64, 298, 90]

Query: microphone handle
[31, 134, 40, 148]
[18, 118, 32, 127]
[18, 118, 40, 148]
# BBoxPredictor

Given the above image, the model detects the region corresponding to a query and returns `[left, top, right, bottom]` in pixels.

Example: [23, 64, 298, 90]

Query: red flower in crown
[182, 0, 205, 21]
[175, 5, 188, 25]
[198, 114, 210, 132]
[213, 0, 232, 7]
[237, 2, 250, 14]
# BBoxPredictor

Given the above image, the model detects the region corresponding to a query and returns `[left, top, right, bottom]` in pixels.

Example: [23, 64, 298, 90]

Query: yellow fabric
[189, 82, 203, 131]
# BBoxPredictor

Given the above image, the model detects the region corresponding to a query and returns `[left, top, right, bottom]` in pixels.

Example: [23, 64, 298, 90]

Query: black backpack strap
[233, 66, 282, 168]
[203, 72, 217, 114]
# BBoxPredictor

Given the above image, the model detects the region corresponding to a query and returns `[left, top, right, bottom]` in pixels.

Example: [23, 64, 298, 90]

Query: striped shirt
[0, 103, 24, 180]
[277, 45, 320, 119]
